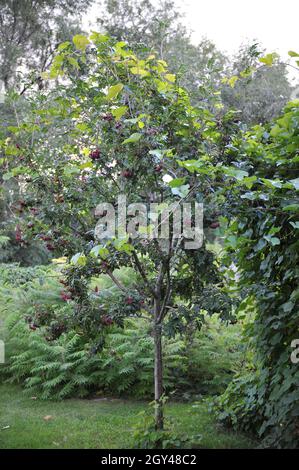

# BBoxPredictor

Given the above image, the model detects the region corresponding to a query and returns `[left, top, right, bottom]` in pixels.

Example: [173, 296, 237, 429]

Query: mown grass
[0, 384, 256, 449]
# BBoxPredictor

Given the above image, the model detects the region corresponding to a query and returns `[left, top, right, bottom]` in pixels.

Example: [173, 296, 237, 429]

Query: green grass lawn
[0, 384, 256, 449]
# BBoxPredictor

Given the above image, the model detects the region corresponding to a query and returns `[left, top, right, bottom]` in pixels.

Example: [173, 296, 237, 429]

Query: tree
[221, 43, 292, 125]
[2, 33, 236, 430]
[97, 0, 226, 105]
[0, 0, 92, 91]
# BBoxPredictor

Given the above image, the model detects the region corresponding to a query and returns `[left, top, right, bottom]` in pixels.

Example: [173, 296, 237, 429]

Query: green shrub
[1, 265, 243, 400]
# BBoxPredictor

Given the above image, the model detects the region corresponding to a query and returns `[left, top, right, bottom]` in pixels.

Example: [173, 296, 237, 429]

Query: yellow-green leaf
[288, 51, 299, 57]
[106, 83, 124, 100]
[111, 106, 128, 120]
[122, 133, 142, 144]
[72, 35, 90, 51]
[259, 53, 275, 66]
[164, 73, 176, 83]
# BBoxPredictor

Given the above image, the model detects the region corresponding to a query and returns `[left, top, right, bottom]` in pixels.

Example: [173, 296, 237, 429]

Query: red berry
[60, 291, 72, 301]
[102, 113, 113, 122]
[122, 169, 133, 178]
[100, 261, 109, 271]
[210, 221, 220, 229]
[126, 296, 134, 305]
[102, 315, 113, 325]
[154, 164, 163, 173]
[90, 149, 101, 160]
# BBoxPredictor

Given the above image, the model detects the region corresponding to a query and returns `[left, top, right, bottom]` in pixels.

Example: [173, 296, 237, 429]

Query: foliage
[132, 397, 201, 449]
[98, 0, 226, 105]
[1, 31, 239, 429]
[216, 100, 299, 448]
[221, 43, 292, 125]
[1, 264, 243, 400]
[0, 0, 92, 90]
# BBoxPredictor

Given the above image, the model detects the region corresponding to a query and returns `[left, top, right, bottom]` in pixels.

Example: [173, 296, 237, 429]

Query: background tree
[221, 43, 292, 125]
[0, 0, 92, 91]
[97, 0, 226, 104]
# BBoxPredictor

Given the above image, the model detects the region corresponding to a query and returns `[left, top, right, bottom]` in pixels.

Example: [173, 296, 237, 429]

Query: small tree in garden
[2, 34, 235, 430]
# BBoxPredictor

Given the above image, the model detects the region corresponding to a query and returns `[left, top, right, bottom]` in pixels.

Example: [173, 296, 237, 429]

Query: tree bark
[154, 298, 163, 430]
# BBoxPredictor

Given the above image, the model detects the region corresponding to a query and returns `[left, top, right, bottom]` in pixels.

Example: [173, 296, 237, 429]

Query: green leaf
[282, 301, 294, 313]
[260, 178, 282, 189]
[2, 172, 13, 181]
[228, 76, 239, 88]
[111, 106, 128, 120]
[288, 178, 299, 190]
[168, 178, 186, 188]
[290, 221, 299, 229]
[57, 41, 71, 51]
[70, 253, 87, 266]
[72, 34, 90, 51]
[90, 245, 109, 259]
[122, 133, 142, 144]
[106, 83, 124, 100]
[259, 53, 275, 66]
[64, 165, 80, 176]
[282, 204, 299, 212]
[264, 235, 280, 246]
[171, 184, 190, 198]
[223, 167, 248, 181]
[90, 32, 109, 43]
[149, 149, 164, 159]
[288, 51, 299, 57]
[164, 73, 176, 83]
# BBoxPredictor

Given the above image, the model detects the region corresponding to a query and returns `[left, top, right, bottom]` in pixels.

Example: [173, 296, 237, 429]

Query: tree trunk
[154, 298, 163, 430]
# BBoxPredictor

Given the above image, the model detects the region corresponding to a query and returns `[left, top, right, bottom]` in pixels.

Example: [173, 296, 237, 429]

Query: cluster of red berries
[102, 315, 113, 326]
[154, 164, 163, 173]
[102, 113, 114, 122]
[122, 169, 134, 178]
[60, 291, 72, 302]
[89, 148, 101, 160]
[125, 296, 145, 307]
[210, 221, 220, 229]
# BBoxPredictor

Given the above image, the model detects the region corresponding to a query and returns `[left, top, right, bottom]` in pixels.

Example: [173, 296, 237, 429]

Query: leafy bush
[1, 265, 242, 400]
[217, 101, 299, 448]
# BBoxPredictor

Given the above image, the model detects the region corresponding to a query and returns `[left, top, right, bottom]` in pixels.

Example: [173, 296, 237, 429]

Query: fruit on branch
[102, 315, 113, 326]
[154, 164, 163, 173]
[102, 113, 113, 122]
[60, 291, 72, 301]
[46, 243, 55, 251]
[89, 149, 101, 160]
[210, 221, 220, 229]
[122, 169, 134, 178]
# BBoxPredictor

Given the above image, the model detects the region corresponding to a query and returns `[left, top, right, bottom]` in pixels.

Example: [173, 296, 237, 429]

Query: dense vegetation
[0, 0, 298, 450]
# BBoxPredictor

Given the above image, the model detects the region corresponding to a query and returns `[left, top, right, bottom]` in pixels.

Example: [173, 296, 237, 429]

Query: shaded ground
[0, 384, 256, 449]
